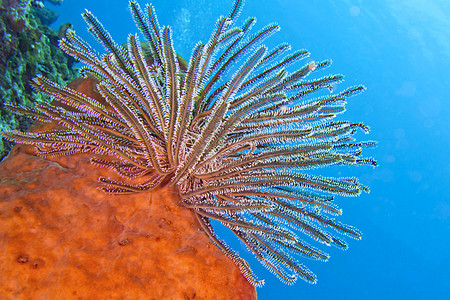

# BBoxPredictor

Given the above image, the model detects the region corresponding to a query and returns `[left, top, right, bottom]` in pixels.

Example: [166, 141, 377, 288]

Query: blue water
[50, 0, 450, 299]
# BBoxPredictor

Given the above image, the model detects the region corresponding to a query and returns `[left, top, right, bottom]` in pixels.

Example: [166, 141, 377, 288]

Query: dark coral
[0, 0, 78, 160]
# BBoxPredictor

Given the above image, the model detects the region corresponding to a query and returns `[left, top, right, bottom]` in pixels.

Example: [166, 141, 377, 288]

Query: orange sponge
[0, 78, 257, 299]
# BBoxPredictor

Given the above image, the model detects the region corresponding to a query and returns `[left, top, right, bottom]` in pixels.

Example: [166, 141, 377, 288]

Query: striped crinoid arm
[173, 0, 376, 285]
[6, 1, 176, 177]
[181, 83, 375, 283]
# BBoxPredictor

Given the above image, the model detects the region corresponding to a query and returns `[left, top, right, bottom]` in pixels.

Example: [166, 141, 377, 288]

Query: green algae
[0, 0, 78, 160]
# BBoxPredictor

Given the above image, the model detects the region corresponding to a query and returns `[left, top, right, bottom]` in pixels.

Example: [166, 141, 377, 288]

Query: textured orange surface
[0, 78, 257, 299]
[0, 145, 257, 299]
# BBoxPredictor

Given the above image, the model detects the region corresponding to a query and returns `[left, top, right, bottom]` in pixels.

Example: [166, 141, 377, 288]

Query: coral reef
[0, 77, 257, 299]
[0, 0, 78, 160]
[3, 0, 375, 286]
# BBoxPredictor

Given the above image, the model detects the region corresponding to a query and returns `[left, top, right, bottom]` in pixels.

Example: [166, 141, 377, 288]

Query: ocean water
[43, 0, 450, 299]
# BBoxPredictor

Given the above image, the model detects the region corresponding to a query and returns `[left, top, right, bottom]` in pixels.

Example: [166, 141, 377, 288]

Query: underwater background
[3, 0, 449, 299]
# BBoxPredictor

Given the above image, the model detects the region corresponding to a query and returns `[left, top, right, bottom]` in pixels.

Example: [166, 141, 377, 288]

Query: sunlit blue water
[51, 0, 450, 299]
